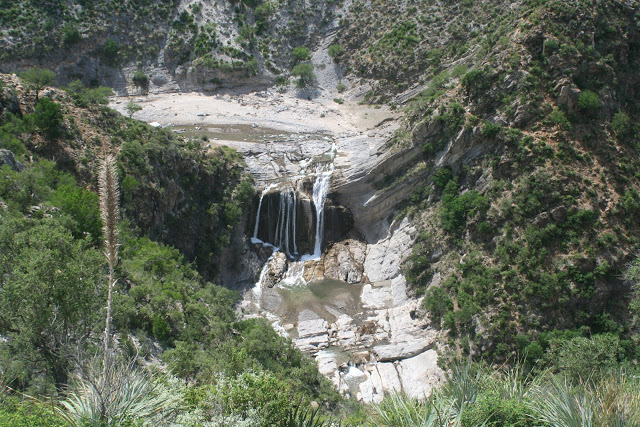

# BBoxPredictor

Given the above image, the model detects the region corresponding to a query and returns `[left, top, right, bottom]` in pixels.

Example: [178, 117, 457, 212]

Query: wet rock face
[322, 239, 367, 284]
[252, 188, 354, 258]
[324, 200, 354, 245]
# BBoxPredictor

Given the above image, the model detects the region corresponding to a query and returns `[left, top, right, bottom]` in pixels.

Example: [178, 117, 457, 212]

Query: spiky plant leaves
[56, 357, 182, 426]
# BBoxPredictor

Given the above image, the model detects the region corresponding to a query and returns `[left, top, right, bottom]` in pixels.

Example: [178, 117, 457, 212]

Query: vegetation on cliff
[0, 74, 342, 425]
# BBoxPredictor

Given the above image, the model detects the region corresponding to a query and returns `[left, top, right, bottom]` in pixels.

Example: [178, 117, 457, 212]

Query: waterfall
[252, 184, 276, 244]
[252, 247, 277, 303]
[251, 142, 336, 286]
[301, 163, 334, 260]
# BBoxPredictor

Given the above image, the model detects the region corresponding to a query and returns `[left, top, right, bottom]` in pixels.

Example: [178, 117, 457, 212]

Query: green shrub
[291, 63, 315, 88]
[292, 46, 311, 62]
[482, 122, 502, 139]
[328, 44, 344, 58]
[32, 97, 62, 137]
[423, 287, 453, 323]
[546, 108, 571, 130]
[577, 90, 601, 115]
[336, 82, 346, 93]
[611, 111, 634, 139]
[102, 39, 119, 61]
[61, 24, 81, 46]
[548, 334, 624, 379]
[0, 396, 59, 426]
[50, 184, 102, 243]
[132, 71, 148, 88]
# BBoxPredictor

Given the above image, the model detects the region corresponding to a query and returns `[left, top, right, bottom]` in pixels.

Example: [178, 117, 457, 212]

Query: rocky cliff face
[0, 0, 343, 95]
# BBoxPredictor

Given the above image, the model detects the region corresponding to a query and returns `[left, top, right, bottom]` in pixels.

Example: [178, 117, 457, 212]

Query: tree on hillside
[0, 219, 104, 389]
[19, 68, 56, 102]
[126, 101, 142, 119]
[291, 63, 315, 88]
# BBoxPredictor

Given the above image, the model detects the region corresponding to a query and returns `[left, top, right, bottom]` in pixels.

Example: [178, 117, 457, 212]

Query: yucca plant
[98, 153, 120, 360]
[371, 393, 448, 427]
[284, 404, 332, 427]
[441, 359, 484, 419]
[531, 370, 640, 427]
[56, 357, 182, 426]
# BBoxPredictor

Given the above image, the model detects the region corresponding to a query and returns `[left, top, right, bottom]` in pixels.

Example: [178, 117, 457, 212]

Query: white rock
[376, 362, 402, 394]
[297, 318, 328, 338]
[397, 350, 444, 400]
[361, 283, 392, 309]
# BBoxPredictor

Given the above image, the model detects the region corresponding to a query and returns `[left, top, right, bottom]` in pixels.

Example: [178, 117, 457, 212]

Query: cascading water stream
[252, 183, 277, 244]
[252, 143, 336, 291]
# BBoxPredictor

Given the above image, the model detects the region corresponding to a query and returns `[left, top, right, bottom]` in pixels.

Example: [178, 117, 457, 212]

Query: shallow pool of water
[168, 123, 327, 143]
[275, 279, 365, 325]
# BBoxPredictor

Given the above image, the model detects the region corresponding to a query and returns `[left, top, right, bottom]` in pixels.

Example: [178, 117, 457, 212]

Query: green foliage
[291, 63, 315, 88]
[292, 46, 311, 62]
[102, 39, 119, 61]
[125, 101, 142, 118]
[423, 287, 453, 323]
[461, 68, 490, 94]
[131, 71, 148, 88]
[547, 334, 624, 380]
[577, 90, 601, 115]
[0, 396, 59, 426]
[611, 111, 636, 140]
[441, 185, 489, 233]
[482, 122, 502, 139]
[208, 370, 297, 426]
[33, 97, 62, 137]
[0, 218, 104, 388]
[19, 68, 56, 101]
[546, 108, 571, 130]
[50, 184, 102, 243]
[65, 80, 113, 107]
[61, 24, 81, 46]
[328, 44, 344, 58]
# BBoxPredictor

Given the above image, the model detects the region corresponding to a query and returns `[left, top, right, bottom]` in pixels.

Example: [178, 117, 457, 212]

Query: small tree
[102, 39, 119, 62]
[132, 71, 148, 88]
[291, 63, 315, 88]
[126, 101, 142, 119]
[328, 44, 344, 59]
[20, 68, 56, 102]
[33, 97, 63, 137]
[577, 90, 601, 116]
[292, 46, 311, 63]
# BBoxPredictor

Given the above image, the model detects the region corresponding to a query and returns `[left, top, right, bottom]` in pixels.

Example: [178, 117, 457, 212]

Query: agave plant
[56, 357, 182, 426]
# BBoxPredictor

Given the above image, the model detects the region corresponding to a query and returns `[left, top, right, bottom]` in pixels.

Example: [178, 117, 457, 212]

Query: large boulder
[322, 239, 366, 283]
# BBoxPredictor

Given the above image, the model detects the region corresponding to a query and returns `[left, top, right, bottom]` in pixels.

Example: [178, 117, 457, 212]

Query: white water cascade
[251, 143, 336, 291]
[302, 163, 334, 261]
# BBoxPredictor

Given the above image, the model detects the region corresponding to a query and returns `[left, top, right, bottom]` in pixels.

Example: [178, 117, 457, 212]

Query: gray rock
[323, 239, 367, 283]
[0, 149, 25, 172]
[262, 252, 288, 288]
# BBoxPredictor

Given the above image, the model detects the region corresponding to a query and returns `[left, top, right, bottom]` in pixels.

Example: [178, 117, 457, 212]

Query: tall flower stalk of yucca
[99, 154, 120, 363]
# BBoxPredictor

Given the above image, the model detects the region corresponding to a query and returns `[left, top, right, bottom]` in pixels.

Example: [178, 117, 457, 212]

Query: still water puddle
[168, 123, 328, 143]
[275, 279, 365, 325]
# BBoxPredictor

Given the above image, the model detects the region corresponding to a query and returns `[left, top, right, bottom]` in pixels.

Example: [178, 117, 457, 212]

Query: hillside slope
[334, 0, 640, 362]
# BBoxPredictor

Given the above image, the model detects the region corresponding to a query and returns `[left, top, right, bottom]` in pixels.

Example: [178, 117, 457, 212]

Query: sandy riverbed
[109, 90, 398, 135]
